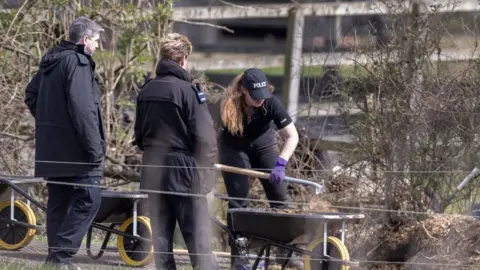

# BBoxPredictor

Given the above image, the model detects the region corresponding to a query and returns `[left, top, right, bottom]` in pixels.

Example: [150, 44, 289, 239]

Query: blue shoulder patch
[193, 83, 207, 104]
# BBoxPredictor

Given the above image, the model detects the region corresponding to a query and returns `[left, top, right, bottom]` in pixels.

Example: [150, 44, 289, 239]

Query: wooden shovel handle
[214, 164, 325, 194]
[214, 164, 271, 180]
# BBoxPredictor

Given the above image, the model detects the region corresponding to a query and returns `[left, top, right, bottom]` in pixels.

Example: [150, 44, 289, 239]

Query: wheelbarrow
[0, 175, 153, 267]
[212, 164, 364, 270]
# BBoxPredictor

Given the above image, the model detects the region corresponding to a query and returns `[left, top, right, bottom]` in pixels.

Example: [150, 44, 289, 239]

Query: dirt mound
[366, 221, 417, 263]
[364, 214, 480, 269]
[406, 214, 480, 269]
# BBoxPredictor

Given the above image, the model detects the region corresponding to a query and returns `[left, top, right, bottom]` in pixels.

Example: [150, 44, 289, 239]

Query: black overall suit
[219, 94, 307, 268]
[134, 59, 218, 270]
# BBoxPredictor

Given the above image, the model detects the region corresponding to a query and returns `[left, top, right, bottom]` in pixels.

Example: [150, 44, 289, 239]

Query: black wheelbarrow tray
[227, 207, 365, 270]
[0, 175, 154, 267]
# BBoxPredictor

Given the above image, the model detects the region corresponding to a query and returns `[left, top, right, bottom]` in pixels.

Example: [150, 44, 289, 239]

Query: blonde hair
[221, 72, 274, 137]
[160, 33, 193, 64]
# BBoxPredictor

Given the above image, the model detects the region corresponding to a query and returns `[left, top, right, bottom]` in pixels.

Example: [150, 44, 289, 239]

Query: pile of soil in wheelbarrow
[252, 208, 329, 216]
[250, 197, 337, 215]
[249, 196, 336, 213]
[360, 214, 480, 269]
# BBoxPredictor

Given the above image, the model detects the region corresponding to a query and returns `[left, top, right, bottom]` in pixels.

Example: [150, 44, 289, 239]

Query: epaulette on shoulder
[73, 52, 89, 65]
[192, 83, 207, 104]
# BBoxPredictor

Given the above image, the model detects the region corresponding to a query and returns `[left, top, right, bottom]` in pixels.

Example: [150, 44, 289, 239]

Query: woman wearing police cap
[218, 68, 303, 269]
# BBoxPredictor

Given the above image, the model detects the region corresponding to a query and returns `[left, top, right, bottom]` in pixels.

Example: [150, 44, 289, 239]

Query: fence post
[282, 6, 304, 123]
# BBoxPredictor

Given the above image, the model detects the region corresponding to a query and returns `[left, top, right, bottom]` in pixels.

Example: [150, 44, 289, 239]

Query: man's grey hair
[69, 16, 104, 44]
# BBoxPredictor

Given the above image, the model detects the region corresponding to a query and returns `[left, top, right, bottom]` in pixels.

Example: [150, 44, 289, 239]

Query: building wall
[172, 0, 220, 49]
[1, 0, 388, 53]
[171, 0, 387, 54]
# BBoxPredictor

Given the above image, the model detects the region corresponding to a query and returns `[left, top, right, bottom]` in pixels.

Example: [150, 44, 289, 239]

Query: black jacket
[24, 40, 106, 178]
[134, 60, 217, 194]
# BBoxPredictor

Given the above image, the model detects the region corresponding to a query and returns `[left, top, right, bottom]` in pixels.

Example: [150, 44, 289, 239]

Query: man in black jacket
[24, 16, 105, 268]
[134, 33, 218, 270]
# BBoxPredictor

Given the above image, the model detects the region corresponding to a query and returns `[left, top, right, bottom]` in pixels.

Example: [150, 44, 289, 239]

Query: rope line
[7, 245, 480, 267]
[6, 158, 480, 174]
[1, 177, 477, 218]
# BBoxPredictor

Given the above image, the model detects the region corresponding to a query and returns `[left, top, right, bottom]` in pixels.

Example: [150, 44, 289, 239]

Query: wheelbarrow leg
[10, 188, 15, 220]
[132, 199, 138, 236]
[280, 250, 293, 270]
[322, 222, 329, 269]
[252, 245, 267, 269]
[251, 244, 273, 270]
[341, 221, 345, 243]
[264, 246, 270, 270]
[86, 224, 116, 260]
[323, 223, 327, 257]
[251, 244, 292, 270]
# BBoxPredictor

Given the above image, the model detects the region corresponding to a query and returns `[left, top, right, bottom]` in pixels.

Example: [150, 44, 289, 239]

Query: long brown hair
[220, 72, 274, 137]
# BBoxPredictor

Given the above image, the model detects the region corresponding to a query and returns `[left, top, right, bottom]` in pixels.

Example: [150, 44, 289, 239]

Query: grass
[0, 260, 119, 270]
[0, 261, 197, 270]
[205, 66, 320, 76]
[204, 60, 480, 79]
[0, 233, 198, 270]
[205, 64, 368, 78]
[0, 261, 108, 270]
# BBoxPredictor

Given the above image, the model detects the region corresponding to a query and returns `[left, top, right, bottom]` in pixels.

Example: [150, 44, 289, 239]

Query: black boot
[231, 237, 252, 270]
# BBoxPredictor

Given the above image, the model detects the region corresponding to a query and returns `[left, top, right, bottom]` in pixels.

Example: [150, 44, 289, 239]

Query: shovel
[214, 163, 325, 194]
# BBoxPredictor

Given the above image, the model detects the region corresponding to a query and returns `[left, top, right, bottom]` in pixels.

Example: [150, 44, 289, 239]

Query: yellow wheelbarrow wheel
[0, 200, 37, 250]
[304, 236, 350, 270]
[117, 216, 154, 267]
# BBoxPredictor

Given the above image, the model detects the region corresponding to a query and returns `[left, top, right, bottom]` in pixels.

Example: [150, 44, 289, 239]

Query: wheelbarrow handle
[214, 164, 325, 194]
[440, 167, 479, 212]
[457, 167, 479, 190]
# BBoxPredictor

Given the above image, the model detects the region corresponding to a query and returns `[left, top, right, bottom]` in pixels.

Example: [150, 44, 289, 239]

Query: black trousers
[148, 194, 217, 270]
[45, 175, 101, 265]
[140, 151, 218, 270]
[219, 132, 289, 260]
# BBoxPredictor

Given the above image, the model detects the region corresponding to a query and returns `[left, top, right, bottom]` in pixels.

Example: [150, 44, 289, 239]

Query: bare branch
[215, 0, 249, 9]
[173, 19, 234, 34]
[0, 132, 33, 141]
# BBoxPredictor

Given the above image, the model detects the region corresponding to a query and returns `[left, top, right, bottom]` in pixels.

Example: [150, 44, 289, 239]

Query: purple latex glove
[270, 157, 287, 184]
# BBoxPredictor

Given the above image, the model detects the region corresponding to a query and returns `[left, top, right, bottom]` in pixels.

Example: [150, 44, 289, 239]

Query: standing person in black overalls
[218, 68, 303, 269]
[134, 33, 218, 270]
